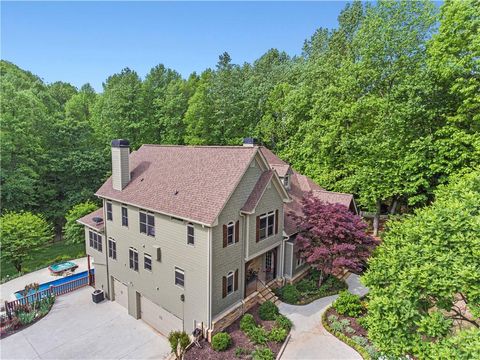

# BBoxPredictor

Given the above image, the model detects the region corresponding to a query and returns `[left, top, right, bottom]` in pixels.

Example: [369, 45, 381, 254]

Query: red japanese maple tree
[294, 194, 377, 285]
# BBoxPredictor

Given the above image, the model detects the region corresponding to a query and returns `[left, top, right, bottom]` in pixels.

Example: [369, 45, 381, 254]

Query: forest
[1, 0, 479, 236]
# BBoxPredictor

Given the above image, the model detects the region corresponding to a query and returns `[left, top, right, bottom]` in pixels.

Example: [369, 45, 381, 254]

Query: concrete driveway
[279, 274, 368, 360]
[1, 286, 170, 360]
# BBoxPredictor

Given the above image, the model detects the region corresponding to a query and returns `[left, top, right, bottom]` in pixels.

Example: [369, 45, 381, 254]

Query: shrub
[328, 314, 339, 323]
[211, 332, 231, 351]
[274, 314, 292, 331]
[17, 311, 36, 325]
[258, 300, 279, 320]
[268, 326, 288, 342]
[344, 326, 355, 334]
[281, 284, 300, 304]
[332, 291, 363, 317]
[247, 326, 269, 345]
[168, 331, 190, 360]
[330, 320, 346, 332]
[323, 275, 347, 291]
[296, 279, 317, 293]
[235, 347, 250, 357]
[240, 313, 256, 333]
[356, 316, 368, 330]
[252, 347, 274, 360]
[352, 335, 369, 347]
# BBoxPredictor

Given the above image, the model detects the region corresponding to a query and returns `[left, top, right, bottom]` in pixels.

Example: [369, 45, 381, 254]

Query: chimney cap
[243, 137, 258, 146]
[111, 139, 130, 148]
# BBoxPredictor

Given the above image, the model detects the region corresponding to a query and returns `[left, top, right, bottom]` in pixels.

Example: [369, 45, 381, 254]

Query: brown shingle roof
[77, 208, 105, 232]
[96, 145, 258, 226]
[241, 170, 274, 213]
[258, 147, 355, 236]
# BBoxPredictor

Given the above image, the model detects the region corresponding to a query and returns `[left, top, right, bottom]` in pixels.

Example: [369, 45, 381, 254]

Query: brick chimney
[111, 139, 130, 190]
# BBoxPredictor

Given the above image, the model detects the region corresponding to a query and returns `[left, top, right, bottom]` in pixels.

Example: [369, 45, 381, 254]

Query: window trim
[108, 237, 117, 260]
[226, 271, 234, 296]
[121, 206, 128, 227]
[144, 253, 152, 272]
[89, 231, 102, 252]
[106, 202, 113, 221]
[296, 254, 305, 268]
[174, 267, 185, 288]
[186, 223, 195, 246]
[129, 247, 139, 272]
[259, 211, 275, 241]
[139, 210, 155, 237]
[227, 222, 235, 246]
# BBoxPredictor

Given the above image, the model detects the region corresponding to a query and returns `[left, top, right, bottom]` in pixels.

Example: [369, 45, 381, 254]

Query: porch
[244, 246, 279, 297]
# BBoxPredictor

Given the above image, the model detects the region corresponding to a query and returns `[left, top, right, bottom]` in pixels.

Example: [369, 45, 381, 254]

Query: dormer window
[284, 174, 290, 189]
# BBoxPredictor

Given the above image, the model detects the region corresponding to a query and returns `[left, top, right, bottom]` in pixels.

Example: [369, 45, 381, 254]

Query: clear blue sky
[2, 1, 348, 91]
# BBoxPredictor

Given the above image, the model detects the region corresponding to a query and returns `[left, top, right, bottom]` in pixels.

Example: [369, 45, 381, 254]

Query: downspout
[240, 213, 247, 300]
[207, 227, 212, 329]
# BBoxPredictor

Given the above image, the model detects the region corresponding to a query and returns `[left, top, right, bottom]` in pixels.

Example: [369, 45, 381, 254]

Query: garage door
[140, 295, 182, 336]
[113, 278, 128, 309]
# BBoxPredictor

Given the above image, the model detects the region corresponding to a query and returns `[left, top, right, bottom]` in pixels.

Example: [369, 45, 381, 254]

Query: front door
[265, 250, 277, 280]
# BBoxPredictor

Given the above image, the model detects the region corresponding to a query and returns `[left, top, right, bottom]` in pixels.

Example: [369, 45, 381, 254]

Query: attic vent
[92, 216, 103, 224]
[174, 190, 179, 195]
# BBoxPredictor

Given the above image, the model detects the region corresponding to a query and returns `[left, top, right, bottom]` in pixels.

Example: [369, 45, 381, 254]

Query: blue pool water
[14, 269, 95, 299]
[49, 261, 77, 272]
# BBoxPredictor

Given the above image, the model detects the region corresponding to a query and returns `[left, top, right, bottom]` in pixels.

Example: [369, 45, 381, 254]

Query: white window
[227, 222, 235, 245]
[106, 202, 113, 221]
[121, 206, 128, 227]
[296, 254, 305, 268]
[139, 211, 155, 236]
[187, 223, 194, 245]
[89, 231, 102, 252]
[129, 247, 138, 271]
[108, 238, 116, 259]
[175, 267, 185, 288]
[144, 253, 152, 271]
[226, 271, 234, 295]
[259, 211, 275, 240]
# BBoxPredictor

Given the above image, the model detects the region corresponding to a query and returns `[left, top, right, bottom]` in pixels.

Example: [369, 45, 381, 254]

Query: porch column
[87, 255, 91, 285]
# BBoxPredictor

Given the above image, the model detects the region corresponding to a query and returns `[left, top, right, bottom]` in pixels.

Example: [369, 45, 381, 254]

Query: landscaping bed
[185, 302, 291, 360]
[322, 291, 380, 359]
[1, 288, 56, 339]
[275, 269, 347, 305]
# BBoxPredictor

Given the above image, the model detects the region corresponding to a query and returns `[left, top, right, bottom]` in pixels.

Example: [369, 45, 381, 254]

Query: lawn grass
[1, 241, 86, 282]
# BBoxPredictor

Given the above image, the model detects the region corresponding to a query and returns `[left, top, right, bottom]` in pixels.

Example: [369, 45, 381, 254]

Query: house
[77, 138, 356, 338]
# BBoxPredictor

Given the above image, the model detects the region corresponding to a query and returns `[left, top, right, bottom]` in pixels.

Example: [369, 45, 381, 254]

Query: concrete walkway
[1, 286, 170, 360]
[279, 274, 368, 360]
[0, 257, 90, 302]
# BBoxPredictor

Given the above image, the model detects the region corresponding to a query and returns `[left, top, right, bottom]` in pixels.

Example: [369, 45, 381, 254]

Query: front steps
[258, 281, 281, 305]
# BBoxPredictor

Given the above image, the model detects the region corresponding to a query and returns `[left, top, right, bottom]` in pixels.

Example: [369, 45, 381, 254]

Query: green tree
[64, 201, 99, 244]
[0, 212, 53, 272]
[362, 169, 480, 358]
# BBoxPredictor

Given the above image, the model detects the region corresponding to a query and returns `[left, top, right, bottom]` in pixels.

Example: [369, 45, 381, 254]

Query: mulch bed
[325, 307, 368, 338]
[185, 304, 284, 360]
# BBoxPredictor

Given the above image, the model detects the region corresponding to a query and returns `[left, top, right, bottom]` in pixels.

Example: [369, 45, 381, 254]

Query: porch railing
[4, 272, 95, 317]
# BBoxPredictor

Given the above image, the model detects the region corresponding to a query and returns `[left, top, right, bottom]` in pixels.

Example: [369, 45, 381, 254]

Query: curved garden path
[278, 274, 368, 360]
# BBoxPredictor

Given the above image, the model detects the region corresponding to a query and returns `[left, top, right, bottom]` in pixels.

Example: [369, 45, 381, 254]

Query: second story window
[144, 253, 152, 271]
[108, 238, 116, 260]
[89, 231, 102, 252]
[227, 222, 235, 245]
[139, 211, 155, 237]
[121, 206, 128, 227]
[106, 202, 113, 221]
[257, 211, 277, 241]
[129, 247, 138, 271]
[187, 223, 194, 245]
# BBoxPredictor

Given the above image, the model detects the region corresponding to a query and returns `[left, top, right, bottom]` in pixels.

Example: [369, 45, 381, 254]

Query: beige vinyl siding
[283, 240, 294, 278]
[84, 226, 108, 294]
[211, 158, 263, 318]
[103, 200, 209, 334]
[247, 182, 284, 259]
[111, 147, 130, 190]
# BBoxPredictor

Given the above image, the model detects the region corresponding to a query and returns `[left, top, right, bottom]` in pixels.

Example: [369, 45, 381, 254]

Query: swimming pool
[14, 269, 95, 299]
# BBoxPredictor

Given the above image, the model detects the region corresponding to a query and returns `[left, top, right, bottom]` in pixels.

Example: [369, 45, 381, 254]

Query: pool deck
[0, 257, 90, 302]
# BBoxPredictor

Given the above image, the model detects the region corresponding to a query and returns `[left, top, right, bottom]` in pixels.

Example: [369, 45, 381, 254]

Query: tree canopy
[362, 169, 480, 358]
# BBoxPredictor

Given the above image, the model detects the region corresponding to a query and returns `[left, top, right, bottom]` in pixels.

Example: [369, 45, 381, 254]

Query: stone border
[321, 305, 371, 360]
[275, 333, 291, 360]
